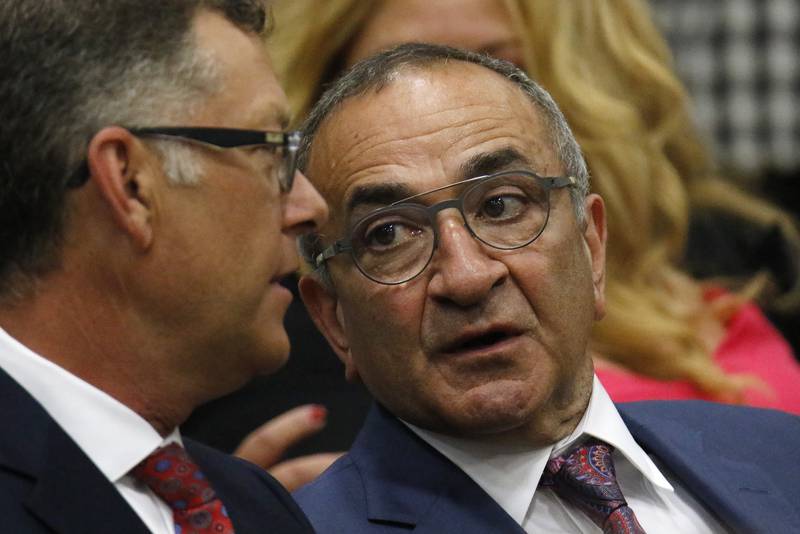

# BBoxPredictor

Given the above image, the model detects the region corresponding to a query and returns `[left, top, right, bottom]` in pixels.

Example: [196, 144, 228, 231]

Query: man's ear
[299, 275, 361, 383]
[582, 194, 607, 320]
[86, 126, 155, 250]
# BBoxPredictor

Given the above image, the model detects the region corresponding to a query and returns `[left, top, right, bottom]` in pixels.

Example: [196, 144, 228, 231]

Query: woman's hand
[234, 404, 343, 491]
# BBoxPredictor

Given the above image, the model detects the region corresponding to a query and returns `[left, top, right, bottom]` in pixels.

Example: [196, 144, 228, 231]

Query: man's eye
[367, 223, 398, 247]
[361, 220, 424, 251]
[479, 194, 528, 221]
[245, 146, 280, 182]
[256, 143, 280, 154]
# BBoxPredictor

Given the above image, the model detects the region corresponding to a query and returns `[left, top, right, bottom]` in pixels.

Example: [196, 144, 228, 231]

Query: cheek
[343, 283, 425, 346]
[235, 190, 283, 244]
[506, 242, 596, 338]
[216, 217, 279, 282]
[338, 280, 429, 376]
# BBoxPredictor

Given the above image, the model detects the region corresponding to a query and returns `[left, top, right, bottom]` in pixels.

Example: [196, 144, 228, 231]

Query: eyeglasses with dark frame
[315, 170, 576, 285]
[67, 127, 301, 192]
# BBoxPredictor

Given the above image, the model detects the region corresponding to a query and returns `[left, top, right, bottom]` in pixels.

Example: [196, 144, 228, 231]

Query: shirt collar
[0, 326, 181, 483]
[404, 375, 673, 526]
[565, 375, 673, 491]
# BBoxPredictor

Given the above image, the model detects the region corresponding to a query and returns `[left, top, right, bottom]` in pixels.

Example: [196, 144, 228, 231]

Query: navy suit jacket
[295, 402, 800, 533]
[0, 368, 313, 533]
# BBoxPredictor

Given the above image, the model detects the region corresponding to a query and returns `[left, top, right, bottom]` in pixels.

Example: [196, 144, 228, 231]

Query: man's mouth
[441, 327, 522, 354]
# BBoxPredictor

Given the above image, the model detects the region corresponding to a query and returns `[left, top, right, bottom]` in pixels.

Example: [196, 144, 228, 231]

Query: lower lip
[443, 334, 525, 359]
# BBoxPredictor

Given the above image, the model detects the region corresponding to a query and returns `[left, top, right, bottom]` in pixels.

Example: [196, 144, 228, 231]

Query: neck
[517, 361, 594, 448]
[0, 277, 201, 437]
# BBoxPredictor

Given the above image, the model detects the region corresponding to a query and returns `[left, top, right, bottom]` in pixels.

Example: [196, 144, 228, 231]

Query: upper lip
[437, 323, 525, 354]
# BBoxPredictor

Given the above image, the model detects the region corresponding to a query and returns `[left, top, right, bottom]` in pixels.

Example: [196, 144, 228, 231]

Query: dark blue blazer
[295, 402, 800, 534]
[0, 367, 313, 533]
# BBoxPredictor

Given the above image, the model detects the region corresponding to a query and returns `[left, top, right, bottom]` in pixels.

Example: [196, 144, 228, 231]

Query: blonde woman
[269, 0, 800, 412]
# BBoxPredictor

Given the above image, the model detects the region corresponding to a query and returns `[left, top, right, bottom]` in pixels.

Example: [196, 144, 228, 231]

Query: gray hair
[298, 42, 590, 285]
[0, 0, 268, 298]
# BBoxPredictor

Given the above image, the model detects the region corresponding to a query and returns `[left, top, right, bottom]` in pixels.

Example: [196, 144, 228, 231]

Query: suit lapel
[0, 368, 149, 534]
[620, 402, 800, 533]
[186, 440, 282, 534]
[352, 405, 525, 534]
[24, 424, 150, 534]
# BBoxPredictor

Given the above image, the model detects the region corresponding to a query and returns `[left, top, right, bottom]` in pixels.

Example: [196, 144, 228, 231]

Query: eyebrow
[258, 102, 291, 130]
[458, 147, 533, 180]
[274, 109, 291, 130]
[344, 148, 534, 215]
[346, 182, 416, 214]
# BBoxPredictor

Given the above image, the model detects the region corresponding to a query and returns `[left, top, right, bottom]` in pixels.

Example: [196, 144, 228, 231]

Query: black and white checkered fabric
[649, 0, 799, 175]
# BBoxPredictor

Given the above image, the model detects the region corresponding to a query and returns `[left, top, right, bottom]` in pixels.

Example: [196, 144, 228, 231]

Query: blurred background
[650, 0, 798, 212]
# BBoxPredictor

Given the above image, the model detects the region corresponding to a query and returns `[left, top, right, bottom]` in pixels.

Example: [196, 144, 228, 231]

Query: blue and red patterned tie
[132, 443, 236, 534]
[539, 440, 647, 534]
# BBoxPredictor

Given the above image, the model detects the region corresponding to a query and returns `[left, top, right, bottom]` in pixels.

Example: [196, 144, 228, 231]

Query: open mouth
[444, 328, 520, 354]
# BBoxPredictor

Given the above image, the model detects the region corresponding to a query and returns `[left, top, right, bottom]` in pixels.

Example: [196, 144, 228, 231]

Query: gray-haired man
[0, 1, 326, 532]
[294, 43, 799, 534]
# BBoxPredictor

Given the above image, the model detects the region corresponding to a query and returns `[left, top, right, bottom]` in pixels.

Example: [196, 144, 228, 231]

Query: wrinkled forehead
[305, 61, 560, 229]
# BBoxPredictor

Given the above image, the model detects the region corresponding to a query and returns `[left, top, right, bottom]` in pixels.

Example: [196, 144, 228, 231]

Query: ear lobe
[86, 126, 154, 250]
[298, 275, 361, 383]
[582, 194, 607, 320]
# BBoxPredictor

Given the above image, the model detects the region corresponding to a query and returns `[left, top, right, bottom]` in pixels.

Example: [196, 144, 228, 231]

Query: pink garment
[597, 297, 800, 415]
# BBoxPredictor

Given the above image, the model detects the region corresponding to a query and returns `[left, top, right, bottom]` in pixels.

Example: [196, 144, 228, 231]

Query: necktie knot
[539, 439, 647, 534]
[132, 443, 235, 533]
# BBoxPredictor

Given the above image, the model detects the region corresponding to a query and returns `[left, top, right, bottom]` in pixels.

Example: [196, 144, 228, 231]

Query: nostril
[492, 274, 506, 289]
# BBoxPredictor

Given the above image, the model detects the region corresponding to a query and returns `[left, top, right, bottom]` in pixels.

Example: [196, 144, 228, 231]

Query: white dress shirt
[0, 326, 179, 534]
[406, 376, 729, 533]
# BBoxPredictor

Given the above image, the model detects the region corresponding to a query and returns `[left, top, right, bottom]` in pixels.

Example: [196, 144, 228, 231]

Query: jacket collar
[349, 404, 524, 533]
[619, 401, 800, 533]
[0, 367, 149, 534]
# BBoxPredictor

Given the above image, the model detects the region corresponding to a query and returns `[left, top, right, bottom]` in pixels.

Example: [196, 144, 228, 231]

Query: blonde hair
[269, 0, 799, 401]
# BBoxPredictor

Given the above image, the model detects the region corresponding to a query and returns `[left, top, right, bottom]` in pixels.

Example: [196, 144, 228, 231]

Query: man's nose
[426, 213, 509, 307]
[282, 170, 329, 236]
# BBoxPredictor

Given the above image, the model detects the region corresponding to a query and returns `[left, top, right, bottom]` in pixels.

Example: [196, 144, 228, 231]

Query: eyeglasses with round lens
[315, 170, 576, 285]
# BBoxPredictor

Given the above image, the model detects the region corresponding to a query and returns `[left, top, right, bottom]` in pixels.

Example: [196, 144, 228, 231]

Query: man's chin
[254, 343, 291, 376]
[427, 381, 549, 438]
[233, 328, 291, 378]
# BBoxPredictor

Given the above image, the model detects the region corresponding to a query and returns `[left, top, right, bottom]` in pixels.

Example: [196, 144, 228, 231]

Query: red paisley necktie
[132, 443, 235, 534]
[539, 440, 647, 534]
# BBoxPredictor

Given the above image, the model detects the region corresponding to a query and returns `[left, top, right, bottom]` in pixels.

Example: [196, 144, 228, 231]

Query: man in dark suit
[293, 43, 800, 533]
[0, 1, 327, 532]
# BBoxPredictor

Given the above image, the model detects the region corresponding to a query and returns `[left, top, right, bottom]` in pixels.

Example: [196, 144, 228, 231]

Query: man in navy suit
[294, 43, 800, 533]
[0, 1, 327, 532]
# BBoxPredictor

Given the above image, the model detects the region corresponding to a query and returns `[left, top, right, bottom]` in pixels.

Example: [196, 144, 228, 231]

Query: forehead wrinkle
[440, 122, 555, 178]
[338, 106, 514, 164]
[331, 109, 523, 184]
[312, 109, 505, 207]
[318, 68, 532, 177]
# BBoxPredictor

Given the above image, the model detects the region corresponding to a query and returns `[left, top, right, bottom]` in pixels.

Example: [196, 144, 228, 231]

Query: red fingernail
[309, 404, 327, 423]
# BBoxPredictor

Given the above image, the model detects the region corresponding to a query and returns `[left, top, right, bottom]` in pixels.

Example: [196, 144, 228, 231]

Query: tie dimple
[539, 440, 646, 534]
[132, 443, 235, 534]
